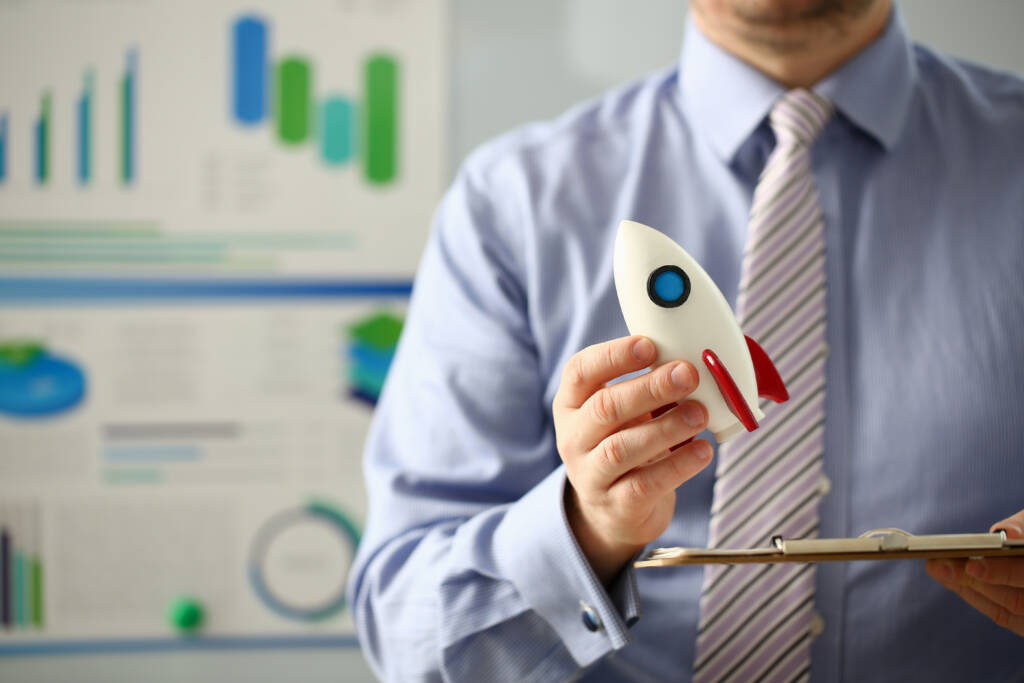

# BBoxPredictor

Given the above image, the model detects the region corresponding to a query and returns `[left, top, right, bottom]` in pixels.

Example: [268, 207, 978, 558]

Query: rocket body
[613, 220, 785, 443]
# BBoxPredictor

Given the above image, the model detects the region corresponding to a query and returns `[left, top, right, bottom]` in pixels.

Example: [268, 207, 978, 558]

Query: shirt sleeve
[346, 162, 640, 681]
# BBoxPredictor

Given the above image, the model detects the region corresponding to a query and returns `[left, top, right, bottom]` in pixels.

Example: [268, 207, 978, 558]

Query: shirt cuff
[492, 465, 641, 667]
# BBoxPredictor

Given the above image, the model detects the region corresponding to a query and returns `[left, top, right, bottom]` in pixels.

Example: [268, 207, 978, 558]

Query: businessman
[348, 0, 1024, 680]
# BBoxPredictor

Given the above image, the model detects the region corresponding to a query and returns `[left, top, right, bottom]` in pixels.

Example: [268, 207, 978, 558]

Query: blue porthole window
[647, 265, 690, 308]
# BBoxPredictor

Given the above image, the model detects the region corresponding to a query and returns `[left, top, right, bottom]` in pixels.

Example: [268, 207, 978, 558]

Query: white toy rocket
[613, 220, 789, 443]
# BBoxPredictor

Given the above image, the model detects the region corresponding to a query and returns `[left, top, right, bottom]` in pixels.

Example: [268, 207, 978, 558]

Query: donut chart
[247, 502, 360, 622]
[0, 343, 86, 418]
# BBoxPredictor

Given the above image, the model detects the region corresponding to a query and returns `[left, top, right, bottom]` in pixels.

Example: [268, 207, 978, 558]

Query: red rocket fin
[745, 335, 789, 403]
[702, 349, 759, 433]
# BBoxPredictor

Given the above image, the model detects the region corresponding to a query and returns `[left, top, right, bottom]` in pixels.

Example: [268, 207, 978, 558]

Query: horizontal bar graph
[230, 14, 399, 184]
[0, 503, 44, 630]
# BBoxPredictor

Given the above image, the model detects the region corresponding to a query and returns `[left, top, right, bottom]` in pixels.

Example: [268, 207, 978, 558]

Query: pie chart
[0, 343, 86, 418]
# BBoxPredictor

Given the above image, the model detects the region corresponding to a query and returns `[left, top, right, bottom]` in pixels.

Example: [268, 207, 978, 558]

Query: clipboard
[635, 528, 1024, 568]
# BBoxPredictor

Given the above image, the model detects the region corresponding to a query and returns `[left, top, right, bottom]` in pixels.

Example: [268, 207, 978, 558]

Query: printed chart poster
[0, 0, 447, 277]
[0, 0, 447, 655]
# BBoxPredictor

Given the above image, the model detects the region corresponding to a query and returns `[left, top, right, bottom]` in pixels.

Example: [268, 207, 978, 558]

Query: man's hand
[925, 510, 1024, 637]
[553, 335, 713, 585]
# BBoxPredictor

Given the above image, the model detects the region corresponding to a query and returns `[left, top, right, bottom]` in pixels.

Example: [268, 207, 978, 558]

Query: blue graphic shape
[247, 503, 360, 622]
[0, 351, 86, 417]
[233, 15, 268, 124]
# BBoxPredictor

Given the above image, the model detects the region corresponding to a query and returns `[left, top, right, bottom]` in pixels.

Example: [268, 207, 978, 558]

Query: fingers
[555, 336, 658, 410]
[927, 559, 1024, 636]
[611, 439, 714, 504]
[575, 360, 700, 450]
[963, 556, 1024, 588]
[586, 401, 708, 487]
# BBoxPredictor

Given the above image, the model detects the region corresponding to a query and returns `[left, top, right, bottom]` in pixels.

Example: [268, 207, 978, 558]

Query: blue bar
[0, 113, 7, 182]
[232, 16, 268, 124]
[0, 277, 413, 303]
[321, 97, 354, 165]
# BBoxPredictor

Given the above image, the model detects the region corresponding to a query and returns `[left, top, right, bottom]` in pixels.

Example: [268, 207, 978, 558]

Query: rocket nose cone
[615, 219, 677, 271]
[616, 219, 654, 247]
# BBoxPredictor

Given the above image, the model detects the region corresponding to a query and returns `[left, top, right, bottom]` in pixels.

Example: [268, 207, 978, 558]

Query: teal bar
[120, 51, 136, 184]
[321, 97, 354, 165]
[14, 552, 26, 627]
[78, 72, 93, 184]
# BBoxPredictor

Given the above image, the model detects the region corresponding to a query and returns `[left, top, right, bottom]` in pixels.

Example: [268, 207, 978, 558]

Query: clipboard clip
[770, 528, 1009, 556]
[636, 529, 1024, 567]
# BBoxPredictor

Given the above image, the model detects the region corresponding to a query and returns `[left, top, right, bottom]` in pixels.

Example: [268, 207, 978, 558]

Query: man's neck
[692, 1, 892, 89]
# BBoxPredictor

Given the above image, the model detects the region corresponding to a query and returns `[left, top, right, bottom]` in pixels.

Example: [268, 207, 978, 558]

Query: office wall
[3, 1, 1023, 682]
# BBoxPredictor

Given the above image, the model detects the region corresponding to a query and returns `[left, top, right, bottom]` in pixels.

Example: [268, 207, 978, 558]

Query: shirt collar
[679, 7, 916, 161]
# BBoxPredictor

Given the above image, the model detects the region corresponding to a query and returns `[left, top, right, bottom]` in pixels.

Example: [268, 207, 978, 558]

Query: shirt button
[580, 602, 603, 633]
[818, 474, 831, 497]
[810, 611, 825, 639]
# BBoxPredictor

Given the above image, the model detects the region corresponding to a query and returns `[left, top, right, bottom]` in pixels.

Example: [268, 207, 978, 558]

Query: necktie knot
[770, 89, 834, 148]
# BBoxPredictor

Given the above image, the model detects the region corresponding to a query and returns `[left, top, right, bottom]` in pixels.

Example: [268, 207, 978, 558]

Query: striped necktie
[693, 89, 834, 683]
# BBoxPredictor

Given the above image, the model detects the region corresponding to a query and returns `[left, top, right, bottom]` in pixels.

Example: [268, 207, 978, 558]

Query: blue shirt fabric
[348, 10, 1024, 682]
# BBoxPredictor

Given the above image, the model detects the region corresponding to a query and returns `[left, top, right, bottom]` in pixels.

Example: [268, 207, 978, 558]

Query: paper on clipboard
[635, 528, 1024, 568]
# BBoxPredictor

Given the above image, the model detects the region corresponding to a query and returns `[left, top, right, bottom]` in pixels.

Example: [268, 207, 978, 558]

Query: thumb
[990, 509, 1024, 539]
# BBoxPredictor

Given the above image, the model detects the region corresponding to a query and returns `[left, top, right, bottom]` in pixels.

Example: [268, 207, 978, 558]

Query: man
[348, 0, 1024, 680]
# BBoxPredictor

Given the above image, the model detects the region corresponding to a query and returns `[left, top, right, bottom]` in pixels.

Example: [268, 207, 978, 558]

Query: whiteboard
[3, 0, 1024, 681]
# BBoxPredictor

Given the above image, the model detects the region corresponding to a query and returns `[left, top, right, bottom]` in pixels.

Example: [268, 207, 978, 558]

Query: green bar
[363, 55, 398, 184]
[276, 57, 311, 144]
[30, 557, 43, 628]
[14, 552, 26, 627]
[120, 75, 131, 182]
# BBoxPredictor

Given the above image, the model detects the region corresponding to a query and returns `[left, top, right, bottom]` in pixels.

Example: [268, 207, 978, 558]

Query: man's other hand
[553, 335, 713, 585]
[926, 509, 1024, 637]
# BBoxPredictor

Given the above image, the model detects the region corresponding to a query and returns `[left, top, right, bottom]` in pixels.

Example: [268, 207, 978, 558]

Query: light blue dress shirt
[348, 10, 1024, 682]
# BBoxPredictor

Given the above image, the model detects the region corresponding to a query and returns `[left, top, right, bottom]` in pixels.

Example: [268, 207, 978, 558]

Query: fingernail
[966, 559, 985, 579]
[632, 338, 655, 362]
[696, 441, 713, 461]
[682, 402, 705, 428]
[994, 521, 1024, 538]
[931, 561, 952, 581]
[671, 363, 694, 390]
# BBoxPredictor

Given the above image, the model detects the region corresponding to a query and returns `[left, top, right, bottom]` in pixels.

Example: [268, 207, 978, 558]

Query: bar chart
[231, 14, 400, 185]
[1, 48, 136, 188]
[0, 502, 44, 631]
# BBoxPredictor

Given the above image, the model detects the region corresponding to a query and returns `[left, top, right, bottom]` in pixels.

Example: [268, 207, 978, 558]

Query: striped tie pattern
[693, 89, 834, 683]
